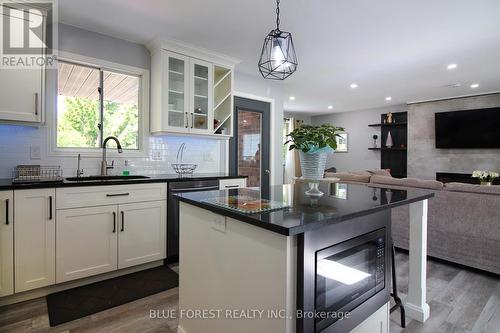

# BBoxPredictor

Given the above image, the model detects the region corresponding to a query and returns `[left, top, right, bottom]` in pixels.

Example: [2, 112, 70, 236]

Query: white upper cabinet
[189, 59, 213, 135]
[0, 8, 45, 124]
[0, 68, 43, 123]
[149, 40, 238, 137]
[154, 51, 191, 133]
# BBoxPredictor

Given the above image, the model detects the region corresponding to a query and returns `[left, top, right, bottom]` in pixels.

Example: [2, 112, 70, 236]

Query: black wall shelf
[368, 122, 407, 127]
[369, 112, 408, 178]
[368, 147, 407, 151]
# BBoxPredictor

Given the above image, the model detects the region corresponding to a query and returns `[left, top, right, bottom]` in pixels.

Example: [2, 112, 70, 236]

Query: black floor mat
[46, 265, 178, 326]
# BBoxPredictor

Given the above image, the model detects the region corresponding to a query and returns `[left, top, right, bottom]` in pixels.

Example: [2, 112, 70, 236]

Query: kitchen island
[176, 182, 433, 333]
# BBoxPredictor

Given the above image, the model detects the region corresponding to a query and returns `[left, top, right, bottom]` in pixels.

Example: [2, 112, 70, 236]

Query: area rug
[46, 265, 178, 326]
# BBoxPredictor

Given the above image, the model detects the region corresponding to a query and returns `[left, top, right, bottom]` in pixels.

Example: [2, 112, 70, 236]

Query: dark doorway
[229, 96, 271, 191]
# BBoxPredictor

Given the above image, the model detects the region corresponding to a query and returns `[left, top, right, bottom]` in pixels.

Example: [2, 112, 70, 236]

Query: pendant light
[258, 0, 298, 80]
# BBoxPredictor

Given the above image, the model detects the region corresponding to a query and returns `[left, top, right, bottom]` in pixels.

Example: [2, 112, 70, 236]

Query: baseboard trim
[0, 260, 164, 307]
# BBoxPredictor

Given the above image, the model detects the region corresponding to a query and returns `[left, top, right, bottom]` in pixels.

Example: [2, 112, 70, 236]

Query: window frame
[47, 51, 149, 158]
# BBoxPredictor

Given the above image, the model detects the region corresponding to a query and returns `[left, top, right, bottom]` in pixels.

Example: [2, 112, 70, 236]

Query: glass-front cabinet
[153, 51, 214, 134]
[166, 54, 189, 131]
[149, 42, 235, 137]
[189, 59, 213, 134]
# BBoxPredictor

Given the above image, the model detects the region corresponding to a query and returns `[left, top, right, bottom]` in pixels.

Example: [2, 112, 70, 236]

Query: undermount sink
[65, 175, 151, 182]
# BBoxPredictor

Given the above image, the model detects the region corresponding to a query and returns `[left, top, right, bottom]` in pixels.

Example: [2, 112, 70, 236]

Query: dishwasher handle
[170, 186, 220, 193]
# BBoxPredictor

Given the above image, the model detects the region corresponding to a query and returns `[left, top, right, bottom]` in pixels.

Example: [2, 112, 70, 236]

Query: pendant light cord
[276, 0, 281, 31]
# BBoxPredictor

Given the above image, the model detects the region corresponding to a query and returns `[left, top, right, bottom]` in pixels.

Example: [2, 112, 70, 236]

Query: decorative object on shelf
[335, 133, 348, 152]
[386, 112, 393, 124]
[385, 189, 393, 203]
[472, 170, 499, 186]
[171, 143, 198, 175]
[372, 134, 378, 148]
[385, 131, 394, 148]
[258, 0, 298, 80]
[285, 124, 345, 180]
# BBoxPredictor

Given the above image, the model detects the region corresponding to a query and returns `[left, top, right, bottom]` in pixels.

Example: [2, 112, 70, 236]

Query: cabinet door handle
[34, 93, 38, 115]
[112, 212, 116, 233]
[49, 196, 53, 220]
[106, 193, 130, 197]
[224, 185, 240, 189]
[5, 199, 9, 225]
[120, 211, 125, 232]
[191, 113, 194, 128]
[185, 112, 189, 128]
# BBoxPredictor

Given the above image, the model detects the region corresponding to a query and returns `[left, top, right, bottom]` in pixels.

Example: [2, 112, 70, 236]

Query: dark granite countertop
[176, 182, 434, 236]
[0, 173, 247, 190]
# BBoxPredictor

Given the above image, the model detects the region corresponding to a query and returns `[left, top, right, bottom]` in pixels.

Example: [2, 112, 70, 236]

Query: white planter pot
[299, 151, 328, 180]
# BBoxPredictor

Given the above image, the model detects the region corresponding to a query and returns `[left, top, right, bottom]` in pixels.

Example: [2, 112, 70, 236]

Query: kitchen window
[56, 59, 145, 151]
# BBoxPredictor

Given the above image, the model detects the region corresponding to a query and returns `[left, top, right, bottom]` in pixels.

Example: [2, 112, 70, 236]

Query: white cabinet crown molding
[147, 38, 240, 68]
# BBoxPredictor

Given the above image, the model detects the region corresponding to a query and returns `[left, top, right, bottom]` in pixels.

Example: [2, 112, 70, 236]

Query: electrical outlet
[30, 145, 41, 160]
[152, 150, 162, 161]
[203, 152, 214, 162]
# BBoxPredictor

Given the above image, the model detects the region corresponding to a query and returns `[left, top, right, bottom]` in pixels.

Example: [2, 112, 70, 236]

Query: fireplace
[436, 172, 500, 185]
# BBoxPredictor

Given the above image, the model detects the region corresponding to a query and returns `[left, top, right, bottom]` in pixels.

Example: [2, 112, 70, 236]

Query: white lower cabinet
[0, 191, 14, 297]
[56, 206, 118, 283]
[118, 201, 166, 269]
[14, 189, 56, 293]
[56, 200, 166, 283]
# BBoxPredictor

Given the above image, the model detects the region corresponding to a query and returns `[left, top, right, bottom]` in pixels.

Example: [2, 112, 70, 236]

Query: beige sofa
[325, 170, 500, 275]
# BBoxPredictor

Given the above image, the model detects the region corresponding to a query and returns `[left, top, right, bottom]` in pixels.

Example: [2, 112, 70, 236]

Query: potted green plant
[285, 124, 345, 179]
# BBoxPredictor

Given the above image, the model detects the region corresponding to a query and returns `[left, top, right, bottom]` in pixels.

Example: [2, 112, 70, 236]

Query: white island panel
[178, 202, 297, 333]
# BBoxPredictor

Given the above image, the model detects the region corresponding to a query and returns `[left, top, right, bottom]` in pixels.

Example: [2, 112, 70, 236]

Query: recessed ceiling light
[470, 83, 479, 89]
[350, 83, 358, 89]
[385, 96, 392, 101]
[289, 96, 295, 101]
[327, 105, 333, 110]
[447, 63, 457, 70]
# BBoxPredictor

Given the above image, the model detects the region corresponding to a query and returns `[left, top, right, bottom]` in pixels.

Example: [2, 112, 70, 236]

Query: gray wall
[284, 112, 312, 124]
[408, 94, 500, 179]
[59, 23, 150, 69]
[311, 105, 406, 172]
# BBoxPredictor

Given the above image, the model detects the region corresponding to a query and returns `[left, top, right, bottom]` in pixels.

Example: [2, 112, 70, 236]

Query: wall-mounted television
[435, 107, 500, 148]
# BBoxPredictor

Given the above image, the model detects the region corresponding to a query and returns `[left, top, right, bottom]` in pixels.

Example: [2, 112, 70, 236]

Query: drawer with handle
[56, 183, 167, 209]
[219, 178, 247, 190]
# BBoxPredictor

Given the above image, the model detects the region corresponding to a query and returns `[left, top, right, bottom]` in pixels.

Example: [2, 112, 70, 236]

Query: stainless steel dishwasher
[167, 179, 220, 262]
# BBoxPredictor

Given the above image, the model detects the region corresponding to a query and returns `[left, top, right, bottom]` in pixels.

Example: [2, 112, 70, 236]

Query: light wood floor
[0, 256, 498, 333]
[390, 251, 500, 333]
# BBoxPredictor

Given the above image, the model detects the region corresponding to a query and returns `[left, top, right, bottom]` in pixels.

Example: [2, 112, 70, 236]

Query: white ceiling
[59, 0, 500, 115]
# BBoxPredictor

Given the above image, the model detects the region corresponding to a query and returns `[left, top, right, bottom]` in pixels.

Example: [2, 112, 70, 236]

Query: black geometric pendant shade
[258, 0, 298, 80]
[258, 29, 298, 80]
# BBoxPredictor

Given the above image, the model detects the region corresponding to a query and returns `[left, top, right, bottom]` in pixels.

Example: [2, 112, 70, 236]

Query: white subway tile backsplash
[0, 124, 226, 178]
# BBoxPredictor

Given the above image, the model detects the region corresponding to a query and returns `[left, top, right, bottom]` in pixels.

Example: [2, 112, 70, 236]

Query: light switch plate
[30, 145, 41, 160]
[152, 150, 162, 161]
[211, 217, 226, 233]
